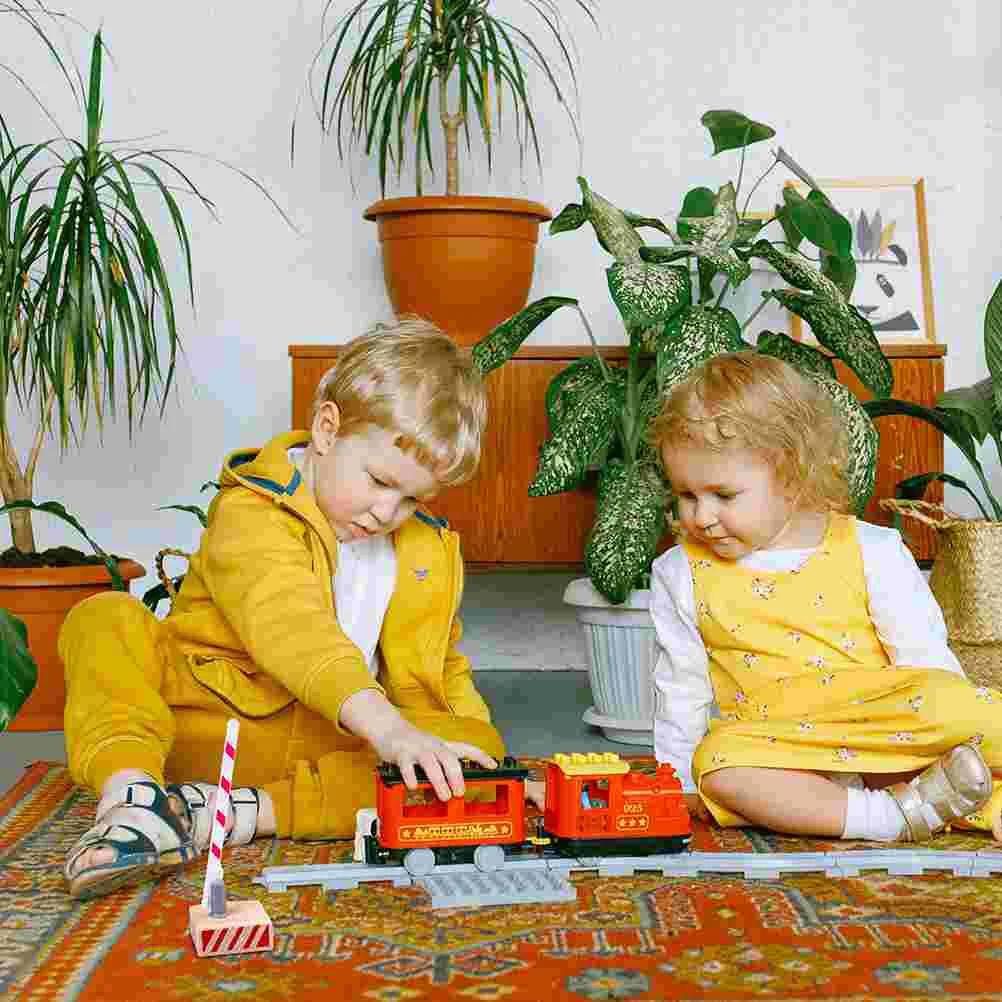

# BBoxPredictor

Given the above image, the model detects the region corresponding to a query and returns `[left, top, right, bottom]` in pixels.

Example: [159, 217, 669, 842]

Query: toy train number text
[358, 752, 692, 875]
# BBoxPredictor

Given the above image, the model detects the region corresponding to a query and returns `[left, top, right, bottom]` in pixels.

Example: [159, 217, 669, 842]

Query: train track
[254, 848, 1002, 908]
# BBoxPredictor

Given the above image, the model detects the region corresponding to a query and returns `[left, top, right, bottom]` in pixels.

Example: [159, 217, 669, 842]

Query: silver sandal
[166, 782, 260, 851]
[888, 743, 993, 842]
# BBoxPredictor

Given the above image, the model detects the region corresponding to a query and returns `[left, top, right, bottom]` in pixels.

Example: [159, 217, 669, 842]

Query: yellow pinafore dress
[686, 513, 1002, 830]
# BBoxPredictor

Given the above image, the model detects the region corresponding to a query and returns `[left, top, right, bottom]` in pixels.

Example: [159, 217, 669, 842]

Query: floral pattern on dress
[838, 633, 857, 652]
[807, 655, 827, 670]
[819, 673, 836, 686]
[697, 600, 710, 617]
[694, 558, 713, 570]
[788, 631, 803, 644]
[889, 731, 915, 743]
[908, 695, 925, 712]
[976, 688, 995, 703]
[743, 653, 760, 668]
[797, 721, 815, 733]
[834, 746, 858, 762]
[756, 703, 769, 719]
[751, 578, 776, 599]
[813, 592, 825, 608]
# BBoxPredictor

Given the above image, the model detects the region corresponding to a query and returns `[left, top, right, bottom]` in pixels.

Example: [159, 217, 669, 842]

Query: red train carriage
[543, 752, 691, 856]
[364, 757, 530, 874]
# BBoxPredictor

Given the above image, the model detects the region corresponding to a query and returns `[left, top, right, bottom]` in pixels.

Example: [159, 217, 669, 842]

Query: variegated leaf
[756, 331, 837, 382]
[770, 289, 892, 399]
[472, 296, 578, 376]
[529, 377, 625, 496]
[577, 176, 644, 263]
[585, 460, 668, 604]
[655, 305, 745, 395]
[550, 202, 587, 235]
[694, 248, 751, 288]
[0, 609, 37, 732]
[749, 239, 841, 296]
[545, 357, 621, 431]
[607, 263, 690, 347]
[811, 376, 878, 515]
[623, 211, 673, 238]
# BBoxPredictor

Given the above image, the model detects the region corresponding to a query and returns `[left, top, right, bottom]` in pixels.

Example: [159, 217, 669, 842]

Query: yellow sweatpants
[58, 593, 506, 839]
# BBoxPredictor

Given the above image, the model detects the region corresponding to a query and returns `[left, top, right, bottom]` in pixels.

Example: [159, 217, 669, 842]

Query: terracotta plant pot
[364, 196, 552, 346]
[0, 559, 145, 731]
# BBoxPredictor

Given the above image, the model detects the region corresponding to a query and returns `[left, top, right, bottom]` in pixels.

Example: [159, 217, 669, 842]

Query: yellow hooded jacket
[162, 431, 492, 732]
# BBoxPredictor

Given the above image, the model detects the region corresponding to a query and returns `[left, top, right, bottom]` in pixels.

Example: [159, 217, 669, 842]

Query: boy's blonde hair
[313, 317, 487, 487]
[649, 351, 851, 513]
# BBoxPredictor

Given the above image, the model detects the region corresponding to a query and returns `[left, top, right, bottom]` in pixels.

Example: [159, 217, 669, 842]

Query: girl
[649, 350, 1002, 844]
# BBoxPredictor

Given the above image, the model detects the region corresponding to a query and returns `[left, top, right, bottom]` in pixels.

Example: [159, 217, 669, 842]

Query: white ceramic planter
[563, 578, 655, 745]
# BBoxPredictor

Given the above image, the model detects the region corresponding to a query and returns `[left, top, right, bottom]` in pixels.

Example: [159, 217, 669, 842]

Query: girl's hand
[684, 792, 712, 823]
[992, 807, 1002, 843]
[525, 779, 546, 810]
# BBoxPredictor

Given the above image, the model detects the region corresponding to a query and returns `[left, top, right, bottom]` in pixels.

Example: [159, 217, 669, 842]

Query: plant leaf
[936, 378, 996, 444]
[700, 110, 776, 155]
[529, 378, 625, 496]
[472, 296, 578, 375]
[756, 331, 838, 382]
[577, 177, 643, 262]
[550, 201, 587, 235]
[677, 187, 716, 242]
[781, 187, 852, 258]
[0, 609, 37, 732]
[655, 306, 745, 395]
[544, 356, 609, 430]
[812, 376, 878, 515]
[985, 277, 1002, 415]
[157, 504, 209, 528]
[0, 500, 124, 590]
[607, 263, 690, 348]
[820, 249, 856, 300]
[584, 460, 667, 604]
[894, 471, 990, 520]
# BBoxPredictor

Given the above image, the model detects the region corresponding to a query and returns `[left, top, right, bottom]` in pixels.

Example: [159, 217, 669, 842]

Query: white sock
[841, 787, 907, 841]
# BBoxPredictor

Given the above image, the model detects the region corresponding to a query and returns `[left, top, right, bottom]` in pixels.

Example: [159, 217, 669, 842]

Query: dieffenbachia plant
[473, 110, 891, 603]
[865, 276, 1002, 520]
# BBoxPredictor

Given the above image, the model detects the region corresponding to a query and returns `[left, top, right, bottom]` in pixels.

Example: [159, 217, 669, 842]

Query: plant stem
[574, 304, 613, 381]
[741, 296, 769, 334]
[714, 278, 730, 309]
[438, 73, 463, 196]
[742, 157, 780, 218]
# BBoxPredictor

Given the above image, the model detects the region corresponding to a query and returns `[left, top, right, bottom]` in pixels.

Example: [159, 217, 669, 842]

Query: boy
[60, 319, 506, 900]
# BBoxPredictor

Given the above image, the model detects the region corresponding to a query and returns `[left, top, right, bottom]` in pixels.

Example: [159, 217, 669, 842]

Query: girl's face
[662, 442, 819, 559]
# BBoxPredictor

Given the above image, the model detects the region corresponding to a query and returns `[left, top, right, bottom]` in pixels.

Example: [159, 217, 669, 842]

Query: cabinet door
[833, 357, 943, 563]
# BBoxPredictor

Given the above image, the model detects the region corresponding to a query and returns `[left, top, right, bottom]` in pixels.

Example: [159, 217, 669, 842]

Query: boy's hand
[370, 717, 497, 802]
[684, 792, 712, 823]
[339, 689, 496, 801]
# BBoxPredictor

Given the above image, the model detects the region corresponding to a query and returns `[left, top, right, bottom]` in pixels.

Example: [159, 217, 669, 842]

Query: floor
[0, 571, 650, 797]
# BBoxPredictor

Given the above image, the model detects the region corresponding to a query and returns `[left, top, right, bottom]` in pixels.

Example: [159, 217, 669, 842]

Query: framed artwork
[784, 177, 936, 344]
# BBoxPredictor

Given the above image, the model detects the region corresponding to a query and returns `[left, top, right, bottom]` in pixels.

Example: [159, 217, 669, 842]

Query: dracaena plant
[472, 110, 891, 603]
[866, 276, 1002, 520]
[1, 14, 283, 557]
[302, 0, 598, 196]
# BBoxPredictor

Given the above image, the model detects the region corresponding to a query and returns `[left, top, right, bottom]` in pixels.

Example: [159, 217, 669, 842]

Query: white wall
[4, 0, 1000, 592]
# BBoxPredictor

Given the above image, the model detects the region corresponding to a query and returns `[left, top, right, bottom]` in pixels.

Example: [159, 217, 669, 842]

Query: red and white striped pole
[201, 718, 239, 910]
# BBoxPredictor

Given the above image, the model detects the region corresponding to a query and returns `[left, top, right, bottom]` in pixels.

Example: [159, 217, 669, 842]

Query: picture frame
[784, 177, 936, 344]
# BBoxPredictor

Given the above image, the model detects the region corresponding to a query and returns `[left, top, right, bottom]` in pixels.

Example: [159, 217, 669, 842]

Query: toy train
[357, 752, 692, 875]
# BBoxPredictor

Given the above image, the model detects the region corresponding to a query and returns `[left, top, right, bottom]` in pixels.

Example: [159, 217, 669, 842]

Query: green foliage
[473, 110, 887, 603]
[303, 0, 599, 196]
[868, 276, 1002, 520]
[0, 608, 36, 732]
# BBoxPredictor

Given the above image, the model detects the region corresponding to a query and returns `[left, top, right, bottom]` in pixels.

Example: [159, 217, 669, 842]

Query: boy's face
[310, 403, 440, 542]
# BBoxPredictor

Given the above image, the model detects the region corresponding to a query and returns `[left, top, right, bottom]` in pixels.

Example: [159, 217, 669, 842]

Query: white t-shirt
[289, 447, 396, 677]
[651, 519, 964, 791]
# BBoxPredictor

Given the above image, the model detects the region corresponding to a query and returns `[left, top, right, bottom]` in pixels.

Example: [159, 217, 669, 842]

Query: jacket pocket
[188, 656, 297, 719]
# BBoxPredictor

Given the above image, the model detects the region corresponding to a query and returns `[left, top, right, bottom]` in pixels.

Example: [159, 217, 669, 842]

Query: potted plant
[472, 110, 890, 741]
[871, 276, 1002, 687]
[303, 0, 598, 343]
[0, 9, 273, 729]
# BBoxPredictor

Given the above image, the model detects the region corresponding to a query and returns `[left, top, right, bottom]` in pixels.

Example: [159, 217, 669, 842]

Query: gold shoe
[888, 743, 993, 842]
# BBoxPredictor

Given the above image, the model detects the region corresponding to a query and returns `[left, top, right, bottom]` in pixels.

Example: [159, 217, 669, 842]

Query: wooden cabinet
[291, 344, 946, 565]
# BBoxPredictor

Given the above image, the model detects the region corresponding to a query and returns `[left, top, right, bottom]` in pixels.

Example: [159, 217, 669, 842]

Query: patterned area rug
[6, 761, 1002, 1001]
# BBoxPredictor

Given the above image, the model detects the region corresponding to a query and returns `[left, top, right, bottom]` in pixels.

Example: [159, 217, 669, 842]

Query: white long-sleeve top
[651, 519, 964, 791]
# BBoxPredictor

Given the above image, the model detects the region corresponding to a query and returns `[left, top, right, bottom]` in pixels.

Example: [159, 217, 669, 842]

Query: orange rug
[5, 760, 1002, 1001]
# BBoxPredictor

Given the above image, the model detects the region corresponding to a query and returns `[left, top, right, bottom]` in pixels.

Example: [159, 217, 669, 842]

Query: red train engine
[542, 752, 691, 856]
[361, 752, 691, 875]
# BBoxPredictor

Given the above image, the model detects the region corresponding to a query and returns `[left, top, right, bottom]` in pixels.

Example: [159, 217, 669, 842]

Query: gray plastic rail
[254, 848, 1002, 908]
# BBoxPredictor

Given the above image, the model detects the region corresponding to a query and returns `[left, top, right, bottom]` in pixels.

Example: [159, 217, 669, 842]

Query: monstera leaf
[0, 610, 37, 732]
[585, 460, 668, 604]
